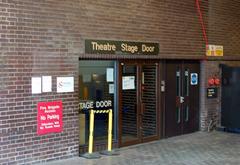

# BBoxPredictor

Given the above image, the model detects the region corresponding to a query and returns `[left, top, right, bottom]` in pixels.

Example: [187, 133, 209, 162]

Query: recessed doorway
[165, 61, 200, 137]
[119, 61, 160, 147]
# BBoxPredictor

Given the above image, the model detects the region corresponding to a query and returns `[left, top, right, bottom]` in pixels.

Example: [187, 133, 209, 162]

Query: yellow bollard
[107, 109, 113, 151]
[100, 109, 119, 156]
[88, 110, 94, 154]
[81, 109, 101, 159]
[81, 109, 118, 158]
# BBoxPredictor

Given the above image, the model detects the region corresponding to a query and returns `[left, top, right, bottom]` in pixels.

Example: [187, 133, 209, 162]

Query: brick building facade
[0, 0, 240, 164]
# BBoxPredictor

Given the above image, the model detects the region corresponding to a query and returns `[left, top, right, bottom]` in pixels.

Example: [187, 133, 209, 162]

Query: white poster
[57, 77, 74, 93]
[32, 77, 42, 94]
[106, 68, 114, 82]
[109, 84, 114, 94]
[42, 76, 52, 92]
[122, 76, 135, 90]
[82, 74, 91, 83]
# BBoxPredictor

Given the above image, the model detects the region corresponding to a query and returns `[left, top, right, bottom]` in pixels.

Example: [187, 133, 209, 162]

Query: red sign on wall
[37, 101, 63, 135]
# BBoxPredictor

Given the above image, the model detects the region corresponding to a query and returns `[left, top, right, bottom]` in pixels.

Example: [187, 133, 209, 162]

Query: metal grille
[122, 66, 138, 140]
[122, 89, 137, 137]
[142, 65, 157, 137]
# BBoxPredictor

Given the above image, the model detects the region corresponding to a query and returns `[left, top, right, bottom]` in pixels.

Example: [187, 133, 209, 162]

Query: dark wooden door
[119, 61, 159, 146]
[165, 61, 199, 137]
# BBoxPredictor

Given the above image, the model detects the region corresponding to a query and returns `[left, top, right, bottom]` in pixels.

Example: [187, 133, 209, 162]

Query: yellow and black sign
[85, 39, 159, 55]
[206, 45, 223, 57]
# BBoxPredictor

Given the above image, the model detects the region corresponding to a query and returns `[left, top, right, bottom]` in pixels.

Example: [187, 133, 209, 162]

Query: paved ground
[40, 131, 240, 165]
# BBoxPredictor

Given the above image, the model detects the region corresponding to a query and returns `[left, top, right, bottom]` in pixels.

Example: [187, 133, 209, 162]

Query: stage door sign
[37, 101, 63, 135]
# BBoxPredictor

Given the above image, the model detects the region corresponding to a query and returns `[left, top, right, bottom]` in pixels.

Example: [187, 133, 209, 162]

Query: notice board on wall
[37, 101, 63, 135]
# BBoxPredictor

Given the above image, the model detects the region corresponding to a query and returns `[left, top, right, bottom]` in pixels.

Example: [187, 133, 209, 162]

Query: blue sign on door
[191, 73, 198, 85]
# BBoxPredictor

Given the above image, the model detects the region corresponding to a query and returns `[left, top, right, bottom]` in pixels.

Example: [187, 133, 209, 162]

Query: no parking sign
[191, 73, 198, 85]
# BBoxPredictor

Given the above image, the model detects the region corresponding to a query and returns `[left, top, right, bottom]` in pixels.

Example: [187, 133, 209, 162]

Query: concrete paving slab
[37, 131, 240, 165]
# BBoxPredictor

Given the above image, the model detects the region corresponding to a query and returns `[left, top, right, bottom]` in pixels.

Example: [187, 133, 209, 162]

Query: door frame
[118, 60, 161, 147]
[163, 60, 200, 138]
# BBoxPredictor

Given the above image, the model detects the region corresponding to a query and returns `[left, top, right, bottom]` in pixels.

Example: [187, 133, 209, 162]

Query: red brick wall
[208, 0, 240, 57]
[77, 0, 206, 59]
[200, 60, 240, 131]
[0, 0, 239, 164]
[200, 61, 221, 131]
[0, 1, 80, 164]
[200, 0, 240, 130]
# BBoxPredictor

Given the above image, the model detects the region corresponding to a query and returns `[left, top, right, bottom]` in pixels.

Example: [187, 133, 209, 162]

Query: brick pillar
[200, 60, 221, 131]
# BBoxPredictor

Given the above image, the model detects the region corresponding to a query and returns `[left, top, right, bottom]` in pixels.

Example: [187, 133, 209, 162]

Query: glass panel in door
[121, 65, 138, 143]
[79, 60, 116, 145]
[176, 68, 181, 124]
[184, 69, 189, 122]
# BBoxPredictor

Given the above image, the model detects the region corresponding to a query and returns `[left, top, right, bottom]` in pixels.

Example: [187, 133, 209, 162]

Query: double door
[119, 61, 159, 146]
[165, 61, 199, 137]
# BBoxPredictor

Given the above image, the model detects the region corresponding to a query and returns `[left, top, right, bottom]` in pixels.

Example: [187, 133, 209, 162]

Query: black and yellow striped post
[81, 109, 101, 159]
[81, 109, 119, 159]
[99, 109, 119, 156]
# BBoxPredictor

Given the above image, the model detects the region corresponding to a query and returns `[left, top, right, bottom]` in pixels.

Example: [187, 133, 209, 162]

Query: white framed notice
[57, 77, 74, 93]
[82, 74, 91, 83]
[32, 77, 42, 94]
[106, 68, 114, 82]
[122, 76, 135, 90]
[42, 76, 52, 92]
[109, 84, 114, 94]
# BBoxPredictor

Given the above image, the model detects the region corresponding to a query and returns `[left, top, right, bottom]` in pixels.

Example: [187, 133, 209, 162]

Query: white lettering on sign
[45, 125, 53, 129]
[142, 44, 155, 52]
[42, 123, 53, 126]
[96, 100, 112, 108]
[121, 43, 138, 54]
[79, 102, 94, 109]
[40, 106, 46, 111]
[48, 105, 60, 109]
[40, 116, 46, 120]
[47, 114, 60, 120]
[37, 101, 63, 135]
[91, 42, 116, 51]
[79, 100, 112, 110]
